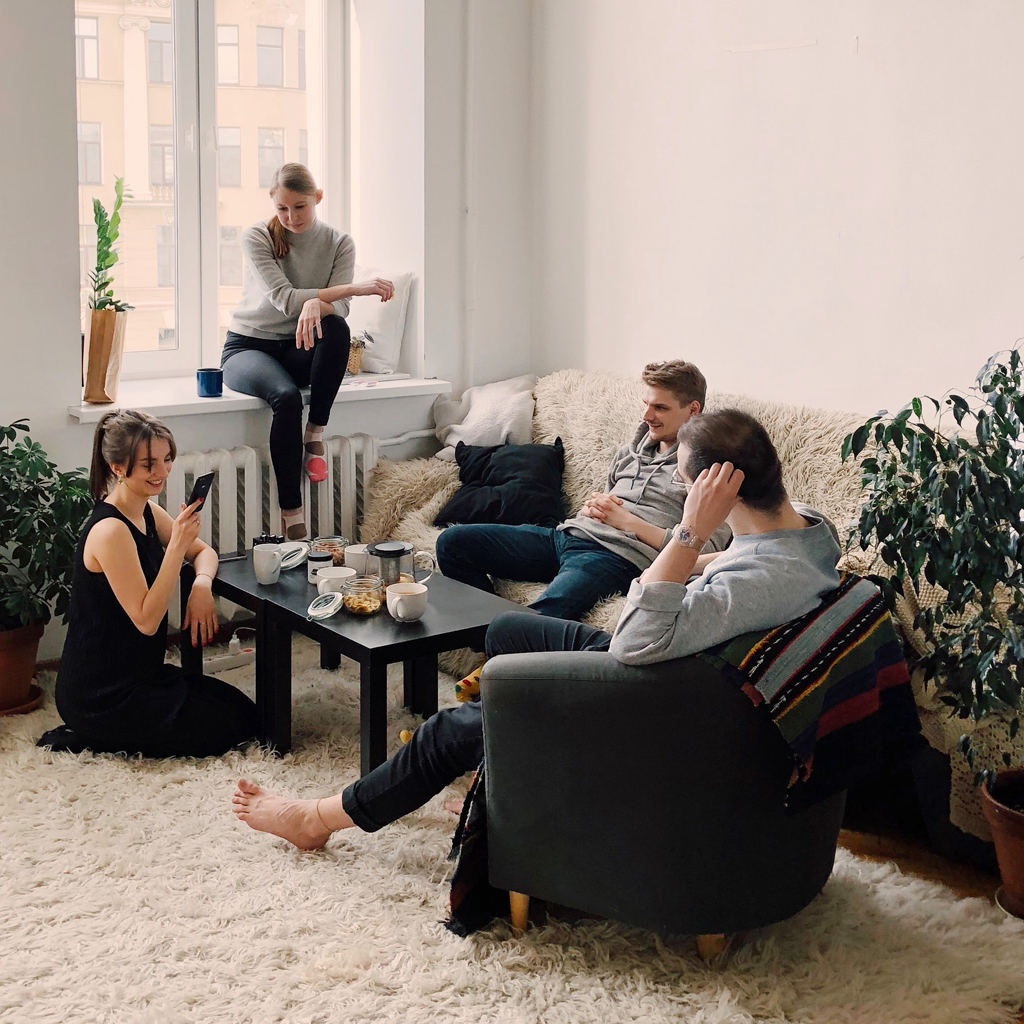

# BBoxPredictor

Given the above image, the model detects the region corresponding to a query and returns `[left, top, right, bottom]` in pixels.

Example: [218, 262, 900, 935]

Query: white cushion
[345, 265, 413, 373]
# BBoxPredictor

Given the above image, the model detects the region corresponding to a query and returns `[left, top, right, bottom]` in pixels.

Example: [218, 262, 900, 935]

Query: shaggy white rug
[2, 637, 1024, 1024]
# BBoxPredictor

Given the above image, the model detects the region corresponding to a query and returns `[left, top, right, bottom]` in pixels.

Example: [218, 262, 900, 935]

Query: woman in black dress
[40, 410, 257, 758]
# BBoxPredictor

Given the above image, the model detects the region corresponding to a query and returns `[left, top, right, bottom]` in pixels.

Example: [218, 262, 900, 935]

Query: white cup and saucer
[316, 566, 357, 595]
[386, 582, 429, 622]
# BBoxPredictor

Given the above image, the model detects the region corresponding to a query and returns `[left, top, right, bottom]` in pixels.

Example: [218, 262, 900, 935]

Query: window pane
[215, 2, 322, 358]
[298, 30, 305, 91]
[148, 22, 172, 84]
[76, 17, 98, 80]
[217, 24, 239, 84]
[256, 26, 283, 87]
[76, 2, 177, 354]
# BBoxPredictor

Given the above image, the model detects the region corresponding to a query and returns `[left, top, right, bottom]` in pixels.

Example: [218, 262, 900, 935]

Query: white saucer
[280, 541, 309, 570]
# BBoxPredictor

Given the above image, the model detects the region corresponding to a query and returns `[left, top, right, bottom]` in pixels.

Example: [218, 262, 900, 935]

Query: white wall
[531, 1, 1024, 414]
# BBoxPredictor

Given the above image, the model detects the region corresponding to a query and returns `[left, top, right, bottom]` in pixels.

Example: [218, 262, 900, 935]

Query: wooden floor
[838, 828, 1000, 901]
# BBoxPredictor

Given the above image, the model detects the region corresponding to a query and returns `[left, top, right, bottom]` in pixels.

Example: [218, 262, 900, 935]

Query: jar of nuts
[341, 575, 384, 616]
[311, 535, 348, 567]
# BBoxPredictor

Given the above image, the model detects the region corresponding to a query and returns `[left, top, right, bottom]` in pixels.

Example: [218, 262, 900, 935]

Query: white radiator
[160, 432, 382, 554]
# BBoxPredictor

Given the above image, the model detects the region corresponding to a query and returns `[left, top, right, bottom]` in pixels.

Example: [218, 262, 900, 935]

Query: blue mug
[197, 367, 223, 398]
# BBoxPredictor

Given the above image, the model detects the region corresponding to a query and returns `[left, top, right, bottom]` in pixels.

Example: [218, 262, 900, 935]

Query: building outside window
[217, 25, 239, 85]
[256, 26, 283, 87]
[150, 126, 174, 186]
[77, 122, 101, 184]
[156, 225, 175, 287]
[75, 17, 98, 80]
[298, 30, 306, 90]
[148, 22, 173, 83]
[218, 127, 242, 186]
[298, 128, 307, 168]
[257, 128, 284, 187]
[79, 224, 97, 295]
[220, 227, 242, 286]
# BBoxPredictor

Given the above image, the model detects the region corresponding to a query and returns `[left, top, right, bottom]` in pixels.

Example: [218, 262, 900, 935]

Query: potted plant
[843, 347, 1024, 916]
[0, 420, 92, 714]
[83, 176, 133, 403]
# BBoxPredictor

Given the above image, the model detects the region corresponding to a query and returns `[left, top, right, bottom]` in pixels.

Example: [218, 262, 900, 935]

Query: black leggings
[221, 316, 351, 510]
[341, 611, 612, 832]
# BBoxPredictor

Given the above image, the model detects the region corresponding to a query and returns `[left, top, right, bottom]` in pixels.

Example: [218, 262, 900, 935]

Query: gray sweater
[559, 424, 731, 570]
[229, 219, 355, 340]
[609, 504, 842, 664]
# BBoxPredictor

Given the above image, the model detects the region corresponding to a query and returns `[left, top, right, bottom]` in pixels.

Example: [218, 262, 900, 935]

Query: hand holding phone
[187, 472, 215, 512]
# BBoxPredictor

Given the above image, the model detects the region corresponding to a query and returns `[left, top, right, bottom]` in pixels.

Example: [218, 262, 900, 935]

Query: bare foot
[443, 798, 465, 815]
[231, 778, 332, 851]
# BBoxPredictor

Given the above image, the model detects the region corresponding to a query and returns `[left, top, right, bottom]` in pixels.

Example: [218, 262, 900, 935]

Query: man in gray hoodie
[435, 361, 730, 623]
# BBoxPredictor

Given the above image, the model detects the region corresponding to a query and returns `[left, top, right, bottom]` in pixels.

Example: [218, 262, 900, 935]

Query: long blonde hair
[267, 163, 319, 259]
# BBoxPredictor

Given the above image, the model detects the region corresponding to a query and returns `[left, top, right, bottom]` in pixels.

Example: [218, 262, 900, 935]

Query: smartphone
[187, 472, 215, 512]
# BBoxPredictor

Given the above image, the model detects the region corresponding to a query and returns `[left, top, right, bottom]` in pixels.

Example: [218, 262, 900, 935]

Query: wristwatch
[672, 523, 705, 551]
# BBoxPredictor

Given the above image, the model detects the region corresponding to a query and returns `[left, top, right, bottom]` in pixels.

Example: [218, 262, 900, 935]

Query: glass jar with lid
[311, 535, 348, 566]
[341, 574, 384, 616]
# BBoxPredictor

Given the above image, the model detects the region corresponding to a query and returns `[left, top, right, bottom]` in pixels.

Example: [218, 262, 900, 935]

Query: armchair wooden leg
[696, 934, 728, 963]
[509, 891, 529, 933]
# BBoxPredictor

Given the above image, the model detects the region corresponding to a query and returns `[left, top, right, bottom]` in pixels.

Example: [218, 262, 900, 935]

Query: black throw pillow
[434, 438, 566, 528]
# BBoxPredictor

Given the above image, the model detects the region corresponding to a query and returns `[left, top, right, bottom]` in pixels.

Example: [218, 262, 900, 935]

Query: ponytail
[266, 162, 320, 260]
[89, 409, 177, 500]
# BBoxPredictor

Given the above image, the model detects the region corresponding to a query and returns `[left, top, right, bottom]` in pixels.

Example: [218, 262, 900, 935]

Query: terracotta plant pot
[980, 766, 1024, 919]
[0, 620, 44, 712]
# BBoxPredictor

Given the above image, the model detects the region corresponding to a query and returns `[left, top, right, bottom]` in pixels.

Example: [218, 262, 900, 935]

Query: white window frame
[122, 0, 348, 379]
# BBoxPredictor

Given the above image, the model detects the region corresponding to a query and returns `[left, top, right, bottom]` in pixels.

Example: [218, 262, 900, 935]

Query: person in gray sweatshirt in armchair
[229, 407, 842, 851]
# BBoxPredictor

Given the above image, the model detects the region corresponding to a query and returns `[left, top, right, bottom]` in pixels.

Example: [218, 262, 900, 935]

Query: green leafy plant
[843, 349, 1024, 786]
[0, 420, 93, 632]
[88, 177, 133, 312]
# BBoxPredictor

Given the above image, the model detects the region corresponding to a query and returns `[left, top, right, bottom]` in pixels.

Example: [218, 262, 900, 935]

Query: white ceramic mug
[386, 581, 429, 622]
[316, 565, 357, 595]
[344, 543, 370, 574]
[253, 544, 283, 585]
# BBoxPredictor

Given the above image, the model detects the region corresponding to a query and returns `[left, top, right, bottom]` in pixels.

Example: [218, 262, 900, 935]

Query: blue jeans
[341, 611, 610, 832]
[435, 524, 640, 622]
[221, 315, 350, 511]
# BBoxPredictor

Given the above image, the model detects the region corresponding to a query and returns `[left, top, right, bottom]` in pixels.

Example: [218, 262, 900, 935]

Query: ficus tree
[843, 348, 1024, 786]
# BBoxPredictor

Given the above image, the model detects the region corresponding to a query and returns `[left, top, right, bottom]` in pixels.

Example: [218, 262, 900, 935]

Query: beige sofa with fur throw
[360, 368, 865, 634]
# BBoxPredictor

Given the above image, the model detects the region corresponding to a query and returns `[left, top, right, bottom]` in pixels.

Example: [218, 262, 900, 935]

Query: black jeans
[341, 611, 612, 832]
[221, 316, 350, 510]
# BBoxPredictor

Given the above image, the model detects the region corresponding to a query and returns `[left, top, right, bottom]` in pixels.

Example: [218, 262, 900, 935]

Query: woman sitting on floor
[39, 410, 257, 758]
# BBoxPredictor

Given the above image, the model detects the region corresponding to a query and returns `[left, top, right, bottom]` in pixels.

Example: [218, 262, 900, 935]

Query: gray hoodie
[558, 424, 731, 570]
[609, 504, 842, 665]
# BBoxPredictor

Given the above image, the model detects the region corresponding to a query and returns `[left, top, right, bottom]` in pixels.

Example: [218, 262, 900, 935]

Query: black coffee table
[180, 557, 530, 774]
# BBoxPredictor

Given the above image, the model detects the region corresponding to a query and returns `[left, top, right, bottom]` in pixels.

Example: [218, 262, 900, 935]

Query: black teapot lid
[367, 541, 413, 557]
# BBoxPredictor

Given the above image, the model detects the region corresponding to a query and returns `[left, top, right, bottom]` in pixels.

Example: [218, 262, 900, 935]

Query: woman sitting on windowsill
[222, 162, 394, 541]
[38, 409, 257, 758]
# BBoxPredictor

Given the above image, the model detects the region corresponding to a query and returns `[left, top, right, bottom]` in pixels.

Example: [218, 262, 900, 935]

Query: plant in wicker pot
[347, 330, 370, 376]
[0, 420, 93, 714]
[843, 348, 1024, 917]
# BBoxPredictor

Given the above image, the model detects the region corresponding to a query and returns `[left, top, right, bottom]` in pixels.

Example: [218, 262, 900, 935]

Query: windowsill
[68, 373, 452, 424]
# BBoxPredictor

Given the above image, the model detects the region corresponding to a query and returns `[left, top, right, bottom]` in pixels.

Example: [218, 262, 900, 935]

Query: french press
[365, 541, 436, 587]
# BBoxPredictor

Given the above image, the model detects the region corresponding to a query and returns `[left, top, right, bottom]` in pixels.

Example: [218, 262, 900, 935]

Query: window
[298, 30, 306, 90]
[217, 25, 239, 84]
[77, 122, 101, 184]
[79, 224, 97, 296]
[74, 0, 338, 375]
[148, 22, 172, 83]
[150, 126, 174, 186]
[256, 26, 283, 87]
[75, 17, 98, 80]
[257, 128, 284, 187]
[218, 127, 241, 186]
[156, 225, 175, 287]
[220, 227, 242, 286]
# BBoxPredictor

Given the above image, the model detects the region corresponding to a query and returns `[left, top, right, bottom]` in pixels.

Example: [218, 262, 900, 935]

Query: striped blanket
[697, 573, 923, 811]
